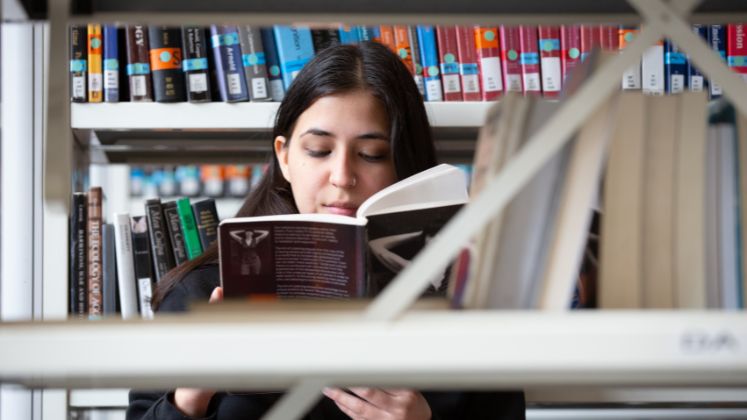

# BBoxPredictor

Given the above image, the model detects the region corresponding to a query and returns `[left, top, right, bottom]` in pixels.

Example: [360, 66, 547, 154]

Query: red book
[560, 25, 582, 83]
[538, 26, 561, 98]
[474, 26, 504, 101]
[455, 26, 482, 101]
[379, 25, 396, 53]
[580, 25, 599, 61]
[519, 26, 541, 96]
[436, 26, 463, 101]
[500, 25, 523, 93]
[599, 25, 619, 51]
[727, 24, 747, 82]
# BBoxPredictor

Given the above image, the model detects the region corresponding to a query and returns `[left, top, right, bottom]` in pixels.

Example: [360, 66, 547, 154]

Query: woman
[128, 41, 525, 420]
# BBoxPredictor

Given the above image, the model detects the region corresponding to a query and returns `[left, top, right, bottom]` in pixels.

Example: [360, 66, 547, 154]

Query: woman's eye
[359, 152, 387, 162]
[305, 149, 330, 158]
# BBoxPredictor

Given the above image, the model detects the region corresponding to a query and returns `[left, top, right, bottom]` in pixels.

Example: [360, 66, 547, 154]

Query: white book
[112, 213, 139, 320]
[642, 42, 665, 95]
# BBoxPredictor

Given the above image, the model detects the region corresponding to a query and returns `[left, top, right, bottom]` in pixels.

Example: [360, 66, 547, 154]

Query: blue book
[103, 25, 119, 102]
[357, 26, 380, 42]
[688, 25, 709, 93]
[708, 24, 726, 99]
[210, 25, 250, 102]
[339, 26, 360, 44]
[664, 39, 688, 94]
[272, 26, 315, 90]
[260, 27, 285, 101]
[416, 25, 443, 101]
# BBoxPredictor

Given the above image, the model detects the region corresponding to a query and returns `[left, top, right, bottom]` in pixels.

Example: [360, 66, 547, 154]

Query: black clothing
[127, 264, 525, 420]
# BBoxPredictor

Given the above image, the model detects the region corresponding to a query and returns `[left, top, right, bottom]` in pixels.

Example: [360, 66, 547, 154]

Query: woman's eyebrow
[299, 127, 333, 138]
[299, 128, 389, 141]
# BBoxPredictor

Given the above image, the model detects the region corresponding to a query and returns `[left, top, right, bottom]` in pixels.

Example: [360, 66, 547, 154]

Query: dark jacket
[127, 264, 525, 420]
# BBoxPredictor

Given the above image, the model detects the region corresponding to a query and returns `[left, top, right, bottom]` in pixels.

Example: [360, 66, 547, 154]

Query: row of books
[68, 23, 747, 104]
[69, 187, 220, 319]
[130, 164, 266, 198]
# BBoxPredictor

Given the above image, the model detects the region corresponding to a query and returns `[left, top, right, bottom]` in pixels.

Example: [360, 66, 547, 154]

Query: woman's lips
[324, 204, 357, 217]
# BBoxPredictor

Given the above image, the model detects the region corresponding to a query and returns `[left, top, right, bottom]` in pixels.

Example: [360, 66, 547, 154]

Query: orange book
[87, 24, 103, 102]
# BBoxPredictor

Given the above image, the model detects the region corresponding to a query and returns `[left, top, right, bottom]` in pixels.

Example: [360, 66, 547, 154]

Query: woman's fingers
[323, 387, 378, 419]
[209, 286, 224, 304]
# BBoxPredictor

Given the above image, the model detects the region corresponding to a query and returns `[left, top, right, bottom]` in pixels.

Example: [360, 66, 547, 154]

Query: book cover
[117, 27, 131, 101]
[210, 25, 250, 102]
[69, 192, 87, 317]
[579, 25, 599, 61]
[708, 25, 726, 98]
[339, 26, 360, 44]
[560, 25, 581, 84]
[417, 26, 444, 102]
[499, 26, 523, 93]
[436, 26, 462, 101]
[192, 198, 220, 250]
[311, 28, 341, 52]
[131, 215, 154, 319]
[113, 213, 139, 319]
[87, 186, 103, 318]
[272, 26, 315, 90]
[599, 25, 619, 51]
[727, 24, 747, 82]
[260, 27, 286, 101]
[148, 26, 187, 102]
[125, 24, 153, 101]
[642, 40, 665, 95]
[454, 26, 481, 101]
[473, 26, 503, 101]
[181, 26, 212, 102]
[357, 26, 380, 42]
[101, 223, 118, 315]
[538, 26, 562, 98]
[69, 25, 87, 102]
[688, 25, 708, 92]
[238, 25, 271, 102]
[176, 197, 203, 259]
[103, 24, 119, 102]
[664, 39, 688, 94]
[220, 164, 468, 299]
[407, 26, 426, 96]
[87, 23, 103, 103]
[379, 25, 396, 52]
[145, 198, 176, 283]
[162, 200, 189, 265]
[519, 26, 542, 96]
[619, 26, 642, 90]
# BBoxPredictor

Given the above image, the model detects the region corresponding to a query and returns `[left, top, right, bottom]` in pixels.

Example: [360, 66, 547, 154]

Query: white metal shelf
[69, 389, 129, 408]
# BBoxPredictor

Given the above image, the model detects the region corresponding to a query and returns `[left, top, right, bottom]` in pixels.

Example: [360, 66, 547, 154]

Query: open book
[218, 164, 468, 299]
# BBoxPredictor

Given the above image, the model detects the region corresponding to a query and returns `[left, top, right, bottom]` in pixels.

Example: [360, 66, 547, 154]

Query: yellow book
[87, 23, 103, 102]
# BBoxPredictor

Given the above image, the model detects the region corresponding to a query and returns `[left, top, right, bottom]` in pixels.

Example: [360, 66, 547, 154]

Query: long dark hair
[152, 41, 437, 309]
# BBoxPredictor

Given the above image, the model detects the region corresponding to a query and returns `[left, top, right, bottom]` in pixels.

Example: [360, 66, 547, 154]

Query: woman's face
[275, 90, 397, 216]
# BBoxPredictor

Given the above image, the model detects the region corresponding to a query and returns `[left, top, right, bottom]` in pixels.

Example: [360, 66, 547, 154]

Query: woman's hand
[172, 287, 223, 417]
[323, 387, 431, 420]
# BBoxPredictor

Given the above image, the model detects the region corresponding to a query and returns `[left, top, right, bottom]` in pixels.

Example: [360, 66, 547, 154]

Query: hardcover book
[454, 26, 481, 101]
[149, 26, 187, 102]
[181, 26, 212, 102]
[727, 24, 747, 82]
[708, 25, 726, 98]
[499, 26, 523, 93]
[311, 28, 341, 52]
[131, 215, 154, 319]
[664, 39, 688, 94]
[103, 24, 119, 102]
[162, 200, 189, 265]
[145, 198, 176, 282]
[238, 25, 271, 102]
[219, 164, 468, 299]
[87, 23, 103, 102]
[69, 192, 87, 317]
[272, 26, 315, 90]
[472, 26, 503, 101]
[619, 26, 642, 90]
[101, 223, 118, 315]
[192, 198, 220, 250]
[125, 24, 153, 101]
[436, 26, 463, 101]
[688, 25, 708, 92]
[87, 186, 103, 317]
[210, 25, 250, 102]
[560, 25, 581, 83]
[538, 26, 562, 98]
[113, 213, 140, 319]
[417, 25, 444, 101]
[69, 25, 87, 102]
[176, 197, 203, 259]
[378, 26, 396, 52]
[260, 27, 286, 101]
[519, 26, 542, 96]
[642, 40, 665, 95]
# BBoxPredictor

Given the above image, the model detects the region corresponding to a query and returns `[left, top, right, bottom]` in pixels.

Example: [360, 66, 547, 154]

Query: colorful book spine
[131, 216, 154, 319]
[125, 25, 153, 101]
[260, 27, 285, 101]
[192, 198, 220, 249]
[311, 28, 341, 52]
[181, 26, 212, 103]
[162, 201, 189, 265]
[87, 24, 103, 102]
[708, 25, 726, 98]
[392, 26, 416, 85]
[379, 25, 396, 52]
[519, 26, 541, 96]
[273, 26, 315, 90]
[619, 27, 642, 90]
[417, 26, 444, 102]
[664, 39, 688, 94]
[113, 213, 139, 320]
[339, 26, 360, 44]
[148, 26, 186, 102]
[238, 25, 271, 102]
[499, 26, 523, 93]
[86, 186, 103, 318]
[560, 25, 581, 83]
[176, 197, 203, 259]
[579, 24, 599, 61]
[642, 40, 665, 95]
[69, 192, 87, 317]
[599, 25, 619, 51]
[102, 25, 119, 102]
[358, 26, 380, 42]
[408, 26, 426, 96]
[69, 25, 87, 102]
[210, 25, 250, 102]
[473, 26, 503, 101]
[145, 198, 176, 283]
[688, 25, 708, 92]
[455, 26, 481, 101]
[436, 26, 462, 101]
[538, 26, 562, 98]
[727, 24, 747, 82]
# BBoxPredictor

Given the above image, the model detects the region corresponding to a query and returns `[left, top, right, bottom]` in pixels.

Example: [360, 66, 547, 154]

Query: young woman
[127, 41, 525, 420]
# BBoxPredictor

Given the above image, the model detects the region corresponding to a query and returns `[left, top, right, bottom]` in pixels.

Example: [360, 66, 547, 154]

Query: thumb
[209, 287, 224, 304]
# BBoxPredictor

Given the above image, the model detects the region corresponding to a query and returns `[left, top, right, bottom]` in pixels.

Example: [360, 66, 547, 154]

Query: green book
[176, 197, 203, 260]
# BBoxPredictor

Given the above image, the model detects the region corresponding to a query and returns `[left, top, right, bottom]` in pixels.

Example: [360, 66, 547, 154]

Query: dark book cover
[87, 186, 103, 318]
[192, 198, 220, 250]
[125, 24, 153, 101]
[69, 25, 87, 102]
[238, 25, 271, 101]
[145, 198, 176, 282]
[117, 27, 130, 101]
[310, 28, 341, 52]
[260, 26, 285, 101]
[664, 39, 688, 94]
[209, 25, 250, 102]
[131, 215, 154, 318]
[162, 200, 189, 265]
[148, 26, 187, 102]
[181, 26, 212, 102]
[101, 223, 118, 315]
[103, 24, 120, 102]
[69, 192, 87, 317]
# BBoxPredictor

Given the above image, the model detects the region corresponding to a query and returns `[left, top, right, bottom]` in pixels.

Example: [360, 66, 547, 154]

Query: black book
[310, 28, 341, 52]
[192, 198, 220, 250]
[148, 26, 187, 102]
[162, 200, 189, 265]
[125, 24, 153, 101]
[145, 198, 176, 282]
[181, 26, 212, 102]
[101, 223, 118, 315]
[70, 25, 88, 102]
[117, 26, 130, 101]
[131, 216, 154, 319]
[69, 192, 87, 317]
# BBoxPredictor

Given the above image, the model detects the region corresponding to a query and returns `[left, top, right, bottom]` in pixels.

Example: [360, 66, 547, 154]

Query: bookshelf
[1, 0, 746, 419]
